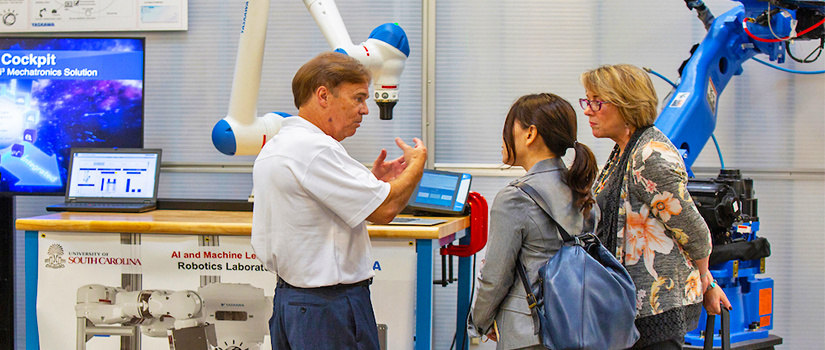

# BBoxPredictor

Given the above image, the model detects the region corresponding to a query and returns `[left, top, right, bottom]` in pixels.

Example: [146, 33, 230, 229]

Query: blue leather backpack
[515, 182, 639, 350]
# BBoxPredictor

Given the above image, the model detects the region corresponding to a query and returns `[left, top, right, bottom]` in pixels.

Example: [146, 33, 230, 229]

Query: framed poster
[1, 0, 187, 32]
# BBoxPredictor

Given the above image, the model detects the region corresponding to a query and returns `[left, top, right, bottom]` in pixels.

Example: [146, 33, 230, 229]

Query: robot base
[683, 334, 783, 350]
[685, 260, 776, 348]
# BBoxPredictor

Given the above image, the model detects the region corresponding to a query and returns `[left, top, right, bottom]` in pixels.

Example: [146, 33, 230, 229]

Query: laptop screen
[406, 169, 472, 215]
[66, 149, 161, 200]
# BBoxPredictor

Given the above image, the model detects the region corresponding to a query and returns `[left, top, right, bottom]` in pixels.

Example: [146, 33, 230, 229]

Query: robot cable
[786, 37, 824, 63]
[644, 67, 678, 88]
[751, 56, 825, 74]
[743, 14, 825, 43]
[767, 3, 793, 42]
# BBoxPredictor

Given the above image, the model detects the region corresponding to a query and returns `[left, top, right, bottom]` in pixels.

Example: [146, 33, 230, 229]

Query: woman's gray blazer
[469, 158, 598, 350]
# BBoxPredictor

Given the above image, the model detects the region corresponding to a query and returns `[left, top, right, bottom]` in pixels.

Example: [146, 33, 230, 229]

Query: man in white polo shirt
[251, 52, 427, 349]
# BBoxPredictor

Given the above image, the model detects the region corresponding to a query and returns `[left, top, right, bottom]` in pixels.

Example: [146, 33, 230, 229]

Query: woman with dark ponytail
[469, 93, 599, 349]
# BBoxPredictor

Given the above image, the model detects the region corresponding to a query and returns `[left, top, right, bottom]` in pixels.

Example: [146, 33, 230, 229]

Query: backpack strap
[513, 181, 573, 314]
[516, 252, 543, 335]
[515, 253, 538, 310]
[514, 182, 574, 242]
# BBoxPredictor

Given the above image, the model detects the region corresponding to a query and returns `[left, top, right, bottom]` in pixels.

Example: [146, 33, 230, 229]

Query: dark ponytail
[503, 93, 598, 218]
[567, 141, 598, 218]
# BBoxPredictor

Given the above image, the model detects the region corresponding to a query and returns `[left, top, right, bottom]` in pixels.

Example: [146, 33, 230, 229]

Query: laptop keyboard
[63, 203, 147, 208]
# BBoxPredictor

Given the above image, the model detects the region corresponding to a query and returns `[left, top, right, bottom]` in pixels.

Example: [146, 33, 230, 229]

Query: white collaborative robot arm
[75, 284, 204, 330]
[75, 283, 270, 350]
[303, 0, 410, 121]
[212, 0, 410, 156]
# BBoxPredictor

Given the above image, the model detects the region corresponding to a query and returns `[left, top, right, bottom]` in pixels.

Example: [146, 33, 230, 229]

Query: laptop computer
[384, 217, 447, 226]
[47, 148, 162, 213]
[384, 169, 472, 226]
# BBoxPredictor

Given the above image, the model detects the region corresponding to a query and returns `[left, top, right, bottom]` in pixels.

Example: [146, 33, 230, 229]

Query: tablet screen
[406, 169, 472, 215]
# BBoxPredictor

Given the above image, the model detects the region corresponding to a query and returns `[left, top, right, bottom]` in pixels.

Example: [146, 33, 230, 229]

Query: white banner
[37, 232, 417, 350]
[38, 231, 276, 350]
[0, 0, 187, 33]
[39, 231, 126, 350]
[371, 238, 417, 350]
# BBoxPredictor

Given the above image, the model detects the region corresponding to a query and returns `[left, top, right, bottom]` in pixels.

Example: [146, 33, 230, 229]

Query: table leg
[25, 230, 39, 350]
[415, 239, 433, 350]
[455, 242, 472, 350]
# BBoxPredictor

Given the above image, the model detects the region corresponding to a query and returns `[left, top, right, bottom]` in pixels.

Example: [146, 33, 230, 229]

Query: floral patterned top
[594, 126, 711, 318]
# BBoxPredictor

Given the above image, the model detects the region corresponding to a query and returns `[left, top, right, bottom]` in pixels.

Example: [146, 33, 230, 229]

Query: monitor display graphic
[415, 172, 461, 208]
[67, 152, 159, 199]
[407, 169, 472, 215]
[0, 37, 145, 195]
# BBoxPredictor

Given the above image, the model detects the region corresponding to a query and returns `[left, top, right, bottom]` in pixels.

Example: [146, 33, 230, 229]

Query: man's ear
[316, 86, 330, 108]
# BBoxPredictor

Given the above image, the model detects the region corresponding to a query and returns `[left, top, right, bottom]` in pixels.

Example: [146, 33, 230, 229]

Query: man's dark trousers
[269, 278, 380, 350]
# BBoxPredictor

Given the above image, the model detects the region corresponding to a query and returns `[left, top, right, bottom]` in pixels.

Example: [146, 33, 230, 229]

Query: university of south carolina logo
[44, 244, 65, 269]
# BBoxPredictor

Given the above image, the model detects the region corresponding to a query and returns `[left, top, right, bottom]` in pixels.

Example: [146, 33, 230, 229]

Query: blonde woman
[580, 64, 731, 349]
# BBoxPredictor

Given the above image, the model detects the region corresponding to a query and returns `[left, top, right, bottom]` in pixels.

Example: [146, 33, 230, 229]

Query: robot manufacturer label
[706, 78, 718, 115]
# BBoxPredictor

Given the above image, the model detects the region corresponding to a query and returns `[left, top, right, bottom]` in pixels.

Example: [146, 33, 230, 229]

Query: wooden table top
[15, 210, 470, 240]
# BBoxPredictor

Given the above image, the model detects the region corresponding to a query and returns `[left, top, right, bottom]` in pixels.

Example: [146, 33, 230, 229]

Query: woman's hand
[484, 320, 500, 342]
[703, 281, 732, 315]
[696, 259, 732, 315]
[486, 330, 498, 342]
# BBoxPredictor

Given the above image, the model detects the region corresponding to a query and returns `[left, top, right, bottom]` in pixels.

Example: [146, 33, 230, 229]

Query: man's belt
[276, 277, 373, 290]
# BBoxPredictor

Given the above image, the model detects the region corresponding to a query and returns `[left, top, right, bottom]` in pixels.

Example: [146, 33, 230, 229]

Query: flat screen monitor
[0, 36, 145, 195]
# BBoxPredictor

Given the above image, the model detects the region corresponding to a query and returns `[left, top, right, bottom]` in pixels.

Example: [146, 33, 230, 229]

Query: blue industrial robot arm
[667, 1, 824, 346]
[656, 0, 824, 170]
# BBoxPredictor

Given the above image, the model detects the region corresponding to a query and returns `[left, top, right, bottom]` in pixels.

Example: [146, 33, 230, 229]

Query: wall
[14, 0, 825, 349]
